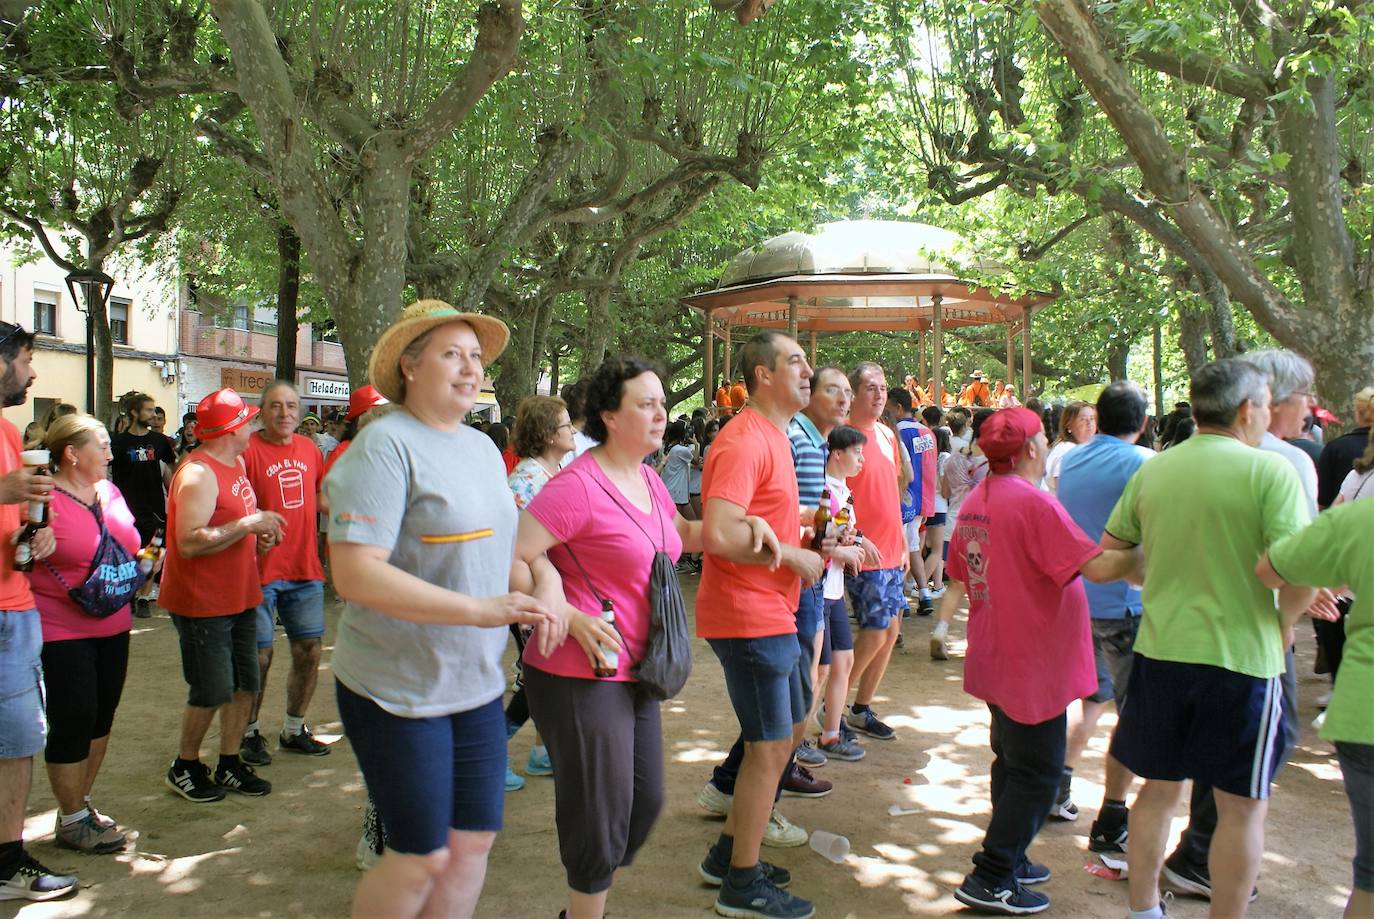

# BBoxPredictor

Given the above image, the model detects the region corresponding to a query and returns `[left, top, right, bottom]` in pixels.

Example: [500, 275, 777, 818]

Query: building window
[312, 319, 340, 344]
[109, 298, 129, 344]
[33, 295, 57, 335]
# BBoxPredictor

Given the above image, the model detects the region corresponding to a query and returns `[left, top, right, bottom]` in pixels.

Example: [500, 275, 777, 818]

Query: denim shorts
[337, 682, 505, 854]
[171, 610, 261, 708]
[847, 567, 905, 630]
[255, 579, 326, 648]
[1087, 615, 1140, 706]
[707, 634, 803, 743]
[1337, 741, 1374, 892]
[0, 609, 46, 758]
[794, 583, 824, 642]
[819, 597, 854, 665]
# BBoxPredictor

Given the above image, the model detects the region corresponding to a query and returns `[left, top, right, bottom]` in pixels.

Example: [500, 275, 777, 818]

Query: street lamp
[64, 269, 115, 414]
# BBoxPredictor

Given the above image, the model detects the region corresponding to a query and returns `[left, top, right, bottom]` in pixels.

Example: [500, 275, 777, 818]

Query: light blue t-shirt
[1057, 434, 1153, 620]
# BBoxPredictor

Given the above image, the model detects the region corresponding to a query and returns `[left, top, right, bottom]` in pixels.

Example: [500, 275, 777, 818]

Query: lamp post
[64, 269, 115, 415]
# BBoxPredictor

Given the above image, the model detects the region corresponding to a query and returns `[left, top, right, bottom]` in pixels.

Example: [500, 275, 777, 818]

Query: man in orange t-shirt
[715, 381, 734, 417]
[241, 381, 330, 763]
[0, 323, 75, 902]
[729, 376, 748, 413]
[843, 362, 911, 743]
[696, 332, 825, 918]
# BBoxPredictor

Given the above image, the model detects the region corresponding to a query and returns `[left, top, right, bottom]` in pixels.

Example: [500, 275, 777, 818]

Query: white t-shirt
[934, 452, 950, 514]
[1043, 440, 1080, 491]
[823, 474, 854, 600]
[1339, 468, 1374, 504]
[1260, 431, 1318, 519]
[560, 429, 598, 468]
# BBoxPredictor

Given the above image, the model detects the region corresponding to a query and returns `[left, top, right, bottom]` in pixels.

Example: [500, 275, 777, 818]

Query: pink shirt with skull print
[946, 472, 1101, 724]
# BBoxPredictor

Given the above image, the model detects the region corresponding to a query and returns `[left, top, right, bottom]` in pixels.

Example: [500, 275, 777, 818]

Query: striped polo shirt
[788, 412, 829, 508]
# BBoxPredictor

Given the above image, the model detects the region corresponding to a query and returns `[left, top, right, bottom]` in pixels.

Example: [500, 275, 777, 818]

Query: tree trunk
[582, 286, 613, 370]
[1105, 335, 1130, 381]
[274, 222, 301, 381]
[84, 269, 115, 424]
[1152, 320, 1164, 415]
[549, 346, 561, 397]
[1177, 308, 1210, 375]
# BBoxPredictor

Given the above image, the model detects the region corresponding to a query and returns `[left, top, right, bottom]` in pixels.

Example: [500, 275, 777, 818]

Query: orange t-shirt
[729, 382, 748, 410]
[848, 420, 905, 569]
[243, 432, 324, 585]
[0, 417, 34, 611]
[696, 408, 800, 639]
[160, 451, 264, 617]
[715, 386, 733, 415]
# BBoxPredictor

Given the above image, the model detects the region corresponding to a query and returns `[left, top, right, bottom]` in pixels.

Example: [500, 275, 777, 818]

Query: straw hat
[368, 299, 510, 403]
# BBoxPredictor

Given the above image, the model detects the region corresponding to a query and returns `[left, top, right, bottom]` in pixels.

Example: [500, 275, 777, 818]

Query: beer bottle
[14, 518, 45, 572]
[137, 528, 165, 575]
[809, 488, 832, 551]
[594, 599, 620, 678]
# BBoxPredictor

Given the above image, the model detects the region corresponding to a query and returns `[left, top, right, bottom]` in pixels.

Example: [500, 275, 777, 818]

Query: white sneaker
[763, 809, 808, 848]
[1317, 689, 1333, 708]
[696, 781, 732, 816]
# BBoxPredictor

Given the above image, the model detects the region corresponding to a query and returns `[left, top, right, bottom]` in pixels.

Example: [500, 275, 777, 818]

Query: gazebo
[681, 220, 1057, 405]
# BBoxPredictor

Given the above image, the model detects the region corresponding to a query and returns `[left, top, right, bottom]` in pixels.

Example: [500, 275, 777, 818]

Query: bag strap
[41, 485, 110, 590]
[559, 541, 635, 667]
[580, 464, 666, 553]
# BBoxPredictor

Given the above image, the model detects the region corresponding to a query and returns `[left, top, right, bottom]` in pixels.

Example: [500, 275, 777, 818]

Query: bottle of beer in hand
[809, 488, 832, 551]
[14, 518, 46, 572]
[594, 598, 620, 678]
[137, 528, 165, 575]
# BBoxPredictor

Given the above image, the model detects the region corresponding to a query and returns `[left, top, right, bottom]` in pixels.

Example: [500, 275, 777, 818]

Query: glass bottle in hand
[594, 598, 620, 678]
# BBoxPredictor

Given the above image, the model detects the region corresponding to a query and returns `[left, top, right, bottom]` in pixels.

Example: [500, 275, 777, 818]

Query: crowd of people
[0, 304, 1367, 919]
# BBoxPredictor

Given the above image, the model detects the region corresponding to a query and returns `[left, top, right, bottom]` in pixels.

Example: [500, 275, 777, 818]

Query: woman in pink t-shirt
[512, 356, 778, 919]
[31, 415, 145, 854]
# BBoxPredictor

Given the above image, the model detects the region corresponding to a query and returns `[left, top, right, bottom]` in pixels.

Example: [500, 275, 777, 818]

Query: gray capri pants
[524, 663, 665, 894]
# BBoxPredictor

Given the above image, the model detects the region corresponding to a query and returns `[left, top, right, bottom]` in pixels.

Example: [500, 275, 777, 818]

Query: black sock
[1103, 798, 1128, 810]
[726, 863, 761, 887]
[173, 756, 200, 771]
[851, 702, 870, 714]
[0, 840, 21, 876]
[715, 833, 734, 860]
[218, 753, 241, 770]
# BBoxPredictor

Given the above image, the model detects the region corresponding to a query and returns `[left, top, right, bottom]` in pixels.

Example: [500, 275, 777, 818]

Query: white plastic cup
[808, 829, 850, 863]
[20, 449, 49, 523]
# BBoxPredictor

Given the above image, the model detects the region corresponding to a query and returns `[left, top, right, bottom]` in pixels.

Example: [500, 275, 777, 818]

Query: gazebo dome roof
[719, 219, 1004, 288]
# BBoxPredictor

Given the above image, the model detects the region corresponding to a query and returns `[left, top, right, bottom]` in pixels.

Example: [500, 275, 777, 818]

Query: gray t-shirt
[324, 410, 517, 718]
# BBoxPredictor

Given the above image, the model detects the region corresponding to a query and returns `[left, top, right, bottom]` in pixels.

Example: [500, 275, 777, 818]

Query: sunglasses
[0, 324, 27, 350]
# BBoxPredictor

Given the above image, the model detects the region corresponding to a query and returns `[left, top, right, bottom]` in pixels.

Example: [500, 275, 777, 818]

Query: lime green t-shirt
[1269, 499, 1374, 745]
[1105, 434, 1308, 678]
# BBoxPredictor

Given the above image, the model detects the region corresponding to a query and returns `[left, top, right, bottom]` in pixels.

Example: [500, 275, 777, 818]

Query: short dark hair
[739, 332, 788, 395]
[970, 407, 997, 442]
[485, 421, 508, 451]
[1191, 358, 1269, 427]
[921, 406, 943, 428]
[828, 424, 867, 452]
[935, 427, 952, 453]
[0, 321, 34, 362]
[560, 379, 591, 423]
[887, 387, 913, 413]
[583, 355, 663, 443]
[1096, 381, 1149, 437]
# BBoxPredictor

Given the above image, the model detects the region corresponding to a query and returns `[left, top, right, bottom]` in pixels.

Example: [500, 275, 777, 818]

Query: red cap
[193, 388, 260, 440]
[345, 384, 388, 422]
[979, 407, 1045, 473]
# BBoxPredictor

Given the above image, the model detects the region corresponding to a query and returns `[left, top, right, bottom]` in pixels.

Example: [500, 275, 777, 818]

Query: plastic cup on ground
[809, 830, 849, 863]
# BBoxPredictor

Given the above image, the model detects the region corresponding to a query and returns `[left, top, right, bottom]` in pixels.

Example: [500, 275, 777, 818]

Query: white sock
[283, 713, 305, 737]
[1129, 906, 1165, 919]
[244, 719, 260, 738]
[932, 620, 948, 639]
[59, 807, 90, 827]
[919, 587, 932, 600]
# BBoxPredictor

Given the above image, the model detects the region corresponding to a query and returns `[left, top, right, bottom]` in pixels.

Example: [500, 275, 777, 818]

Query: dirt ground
[2, 576, 1355, 919]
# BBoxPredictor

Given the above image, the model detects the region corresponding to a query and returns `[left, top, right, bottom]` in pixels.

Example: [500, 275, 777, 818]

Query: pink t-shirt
[522, 452, 683, 681]
[946, 473, 1099, 724]
[31, 481, 141, 641]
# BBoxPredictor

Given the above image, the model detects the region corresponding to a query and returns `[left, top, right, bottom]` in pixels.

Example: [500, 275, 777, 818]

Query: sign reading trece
[304, 378, 350, 399]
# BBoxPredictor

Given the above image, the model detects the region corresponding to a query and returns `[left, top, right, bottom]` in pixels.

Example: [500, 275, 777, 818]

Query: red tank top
[160, 451, 264, 617]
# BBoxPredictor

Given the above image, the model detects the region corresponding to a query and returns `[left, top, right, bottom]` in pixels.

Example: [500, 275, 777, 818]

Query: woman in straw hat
[324, 300, 560, 919]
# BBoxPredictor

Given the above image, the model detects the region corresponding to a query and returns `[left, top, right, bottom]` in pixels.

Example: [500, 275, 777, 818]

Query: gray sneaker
[818, 733, 866, 761]
[714, 868, 814, 918]
[55, 812, 126, 854]
[794, 739, 826, 768]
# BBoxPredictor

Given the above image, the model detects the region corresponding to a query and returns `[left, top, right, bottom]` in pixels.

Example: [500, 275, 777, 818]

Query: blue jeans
[0, 609, 45, 758]
[707, 634, 803, 743]
[1337, 741, 1374, 892]
[971, 705, 1066, 888]
[254, 579, 325, 648]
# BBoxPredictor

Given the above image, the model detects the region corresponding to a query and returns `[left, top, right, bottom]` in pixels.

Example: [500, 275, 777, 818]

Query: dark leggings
[524, 665, 664, 894]
[506, 625, 530, 728]
[41, 632, 130, 764]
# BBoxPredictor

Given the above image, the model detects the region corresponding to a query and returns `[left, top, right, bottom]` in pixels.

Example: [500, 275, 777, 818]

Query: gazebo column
[787, 296, 798, 339]
[1021, 307, 1033, 401]
[703, 310, 715, 409]
[810, 330, 818, 366]
[932, 294, 944, 407]
[723, 321, 732, 386]
[917, 327, 927, 387]
[1005, 323, 1015, 392]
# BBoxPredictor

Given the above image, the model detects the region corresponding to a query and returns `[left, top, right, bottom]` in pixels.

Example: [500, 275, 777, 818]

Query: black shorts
[171, 610, 260, 708]
[1110, 654, 1286, 800]
[819, 597, 854, 665]
[40, 633, 130, 764]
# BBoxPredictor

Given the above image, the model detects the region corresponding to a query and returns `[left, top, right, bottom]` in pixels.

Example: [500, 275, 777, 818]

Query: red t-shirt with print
[243, 432, 324, 584]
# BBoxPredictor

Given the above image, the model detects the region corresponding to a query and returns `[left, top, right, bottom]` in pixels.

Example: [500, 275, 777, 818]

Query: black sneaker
[698, 845, 792, 888]
[240, 731, 272, 766]
[1048, 775, 1077, 821]
[165, 760, 226, 803]
[132, 599, 151, 619]
[1161, 856, 1257, 902]
[917, 598, 934, 617]
[0, 852, 78, 902]
[1088, 807, 1129, 854]
[845, 707, 896, 741]
[214, 761, 272, 797]
[279, 725, 331, 756]
[1015, 859, 1051, 885]
[953, 876, 1049, 915]
[714, 868, 814, 918]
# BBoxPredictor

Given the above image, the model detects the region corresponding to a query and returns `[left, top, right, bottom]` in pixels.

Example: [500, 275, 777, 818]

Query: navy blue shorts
[336, 682, 505, 854]
[1110, 654, 1286, 800]
[818, 597, 853, 665]
[707, 634, 803, 743]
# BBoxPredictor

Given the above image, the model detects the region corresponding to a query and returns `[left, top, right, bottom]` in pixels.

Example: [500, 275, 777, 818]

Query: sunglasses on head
[0, 324, 27, 350]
